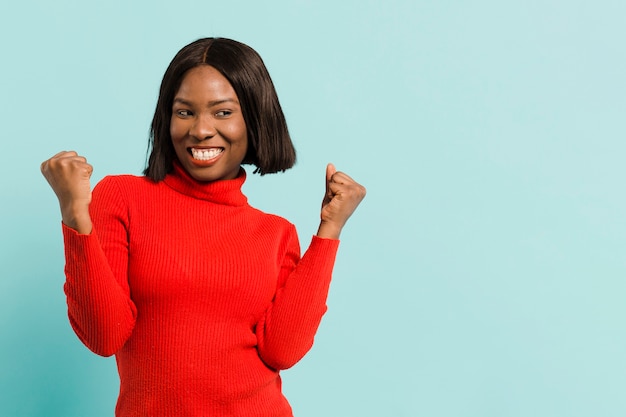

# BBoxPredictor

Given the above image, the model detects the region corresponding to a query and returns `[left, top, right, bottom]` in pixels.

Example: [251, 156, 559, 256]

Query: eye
[215, 110, 232, 117]
[175, 109, 193, 118]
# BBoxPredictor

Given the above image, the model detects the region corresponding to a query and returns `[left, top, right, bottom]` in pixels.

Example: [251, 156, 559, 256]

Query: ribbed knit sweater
[62, 162, 339, 417]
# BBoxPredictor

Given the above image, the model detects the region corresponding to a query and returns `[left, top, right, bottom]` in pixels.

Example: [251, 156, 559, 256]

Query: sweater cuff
[62, 222, 97, 253]
[62, 221, 93, 236]
[307, 234, 340, 257]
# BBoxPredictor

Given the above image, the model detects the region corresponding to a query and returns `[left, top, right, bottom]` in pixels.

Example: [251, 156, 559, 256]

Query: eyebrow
[172, 97, 239, 107]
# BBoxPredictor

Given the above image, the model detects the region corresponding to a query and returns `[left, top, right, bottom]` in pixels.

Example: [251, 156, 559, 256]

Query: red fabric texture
[62, 163, 339, 416]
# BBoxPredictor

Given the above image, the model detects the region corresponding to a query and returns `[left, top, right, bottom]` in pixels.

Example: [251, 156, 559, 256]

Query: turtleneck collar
[162, 161, 249, 207]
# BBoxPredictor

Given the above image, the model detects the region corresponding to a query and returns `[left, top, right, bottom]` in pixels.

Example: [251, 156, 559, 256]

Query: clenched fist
[317, 163, 366, 239]
[41, 151, 94, 234]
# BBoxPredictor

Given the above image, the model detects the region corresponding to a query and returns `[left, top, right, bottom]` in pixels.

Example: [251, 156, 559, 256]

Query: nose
[189, 114, 216, 141]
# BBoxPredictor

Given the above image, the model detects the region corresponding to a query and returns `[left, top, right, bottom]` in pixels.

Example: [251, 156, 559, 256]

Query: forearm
[63, 224, 136, 356]
[256, 236, 339, 369]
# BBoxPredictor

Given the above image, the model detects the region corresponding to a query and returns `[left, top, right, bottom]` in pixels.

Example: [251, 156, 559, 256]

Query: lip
[187, 146, 224, 166]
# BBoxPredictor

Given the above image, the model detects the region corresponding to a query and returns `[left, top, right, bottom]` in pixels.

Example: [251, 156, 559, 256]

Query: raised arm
[41, 152, 136, 356]
[256, 164, 365, 369]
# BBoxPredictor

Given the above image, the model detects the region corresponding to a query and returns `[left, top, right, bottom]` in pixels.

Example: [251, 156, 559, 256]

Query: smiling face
[170, 65, 248, 182]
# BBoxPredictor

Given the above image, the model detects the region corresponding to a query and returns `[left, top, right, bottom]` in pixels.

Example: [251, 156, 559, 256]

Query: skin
[317, 163, 366, 239]
[40, 150, 94, 235]
[170, 65, 248, 183]
[41, 66, 366, 239]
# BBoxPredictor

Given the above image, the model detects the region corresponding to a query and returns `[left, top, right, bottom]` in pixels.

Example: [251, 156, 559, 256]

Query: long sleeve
[255, 231, 340, 370]
[63, 177, 137, 356]
[58, 167, 341, 416]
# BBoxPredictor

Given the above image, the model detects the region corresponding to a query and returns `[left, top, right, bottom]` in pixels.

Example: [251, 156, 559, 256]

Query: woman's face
[170, 65, 248, 182]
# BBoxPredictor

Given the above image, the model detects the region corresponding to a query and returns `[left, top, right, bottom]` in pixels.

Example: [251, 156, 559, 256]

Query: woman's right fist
[41, 151, 93, 233]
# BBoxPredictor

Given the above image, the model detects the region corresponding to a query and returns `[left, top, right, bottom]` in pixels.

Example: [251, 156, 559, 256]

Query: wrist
[316, 221, 342, 240]
[60, 202, 92, 234]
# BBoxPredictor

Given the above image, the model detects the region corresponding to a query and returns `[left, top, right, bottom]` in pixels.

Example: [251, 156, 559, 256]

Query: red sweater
[62, 163, 339, 417]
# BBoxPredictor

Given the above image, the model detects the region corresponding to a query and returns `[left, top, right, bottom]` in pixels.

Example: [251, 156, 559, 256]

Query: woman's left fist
[317, 163, 366, 239]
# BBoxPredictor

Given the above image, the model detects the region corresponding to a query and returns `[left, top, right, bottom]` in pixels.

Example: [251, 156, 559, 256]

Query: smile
[190, 147, 224, 161]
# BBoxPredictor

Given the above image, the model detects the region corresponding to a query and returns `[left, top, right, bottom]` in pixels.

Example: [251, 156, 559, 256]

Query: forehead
[175, 65, 238, 100]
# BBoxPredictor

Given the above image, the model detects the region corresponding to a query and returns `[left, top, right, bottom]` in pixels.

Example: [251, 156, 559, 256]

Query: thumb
[326, 163, 336, 188]
[325, 163, 337, 197]
[323, 163, 337, 205]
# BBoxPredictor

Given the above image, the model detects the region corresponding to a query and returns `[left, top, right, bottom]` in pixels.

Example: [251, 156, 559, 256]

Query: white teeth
[191, 148, 223, 161]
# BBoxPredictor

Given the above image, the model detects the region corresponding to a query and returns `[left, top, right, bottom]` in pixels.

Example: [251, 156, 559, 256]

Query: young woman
[41, 37, 365, 417]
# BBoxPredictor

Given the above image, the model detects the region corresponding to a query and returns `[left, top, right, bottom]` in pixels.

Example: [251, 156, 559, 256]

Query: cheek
[231, 118, 248, 145]
[170, 118, 185, 142]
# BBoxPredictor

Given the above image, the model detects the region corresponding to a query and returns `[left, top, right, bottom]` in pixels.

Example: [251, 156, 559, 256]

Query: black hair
[144, 37, 296, 181]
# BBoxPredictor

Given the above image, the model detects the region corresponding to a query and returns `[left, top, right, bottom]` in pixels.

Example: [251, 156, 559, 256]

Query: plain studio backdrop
[1, 1, 625, 416]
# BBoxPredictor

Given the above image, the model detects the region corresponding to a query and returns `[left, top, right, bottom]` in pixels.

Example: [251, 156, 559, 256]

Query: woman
[41, 37, 365, 417]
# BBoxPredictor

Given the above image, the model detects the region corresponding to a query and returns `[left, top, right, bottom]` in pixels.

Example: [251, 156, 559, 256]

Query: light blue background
[2, 1, 625, 416]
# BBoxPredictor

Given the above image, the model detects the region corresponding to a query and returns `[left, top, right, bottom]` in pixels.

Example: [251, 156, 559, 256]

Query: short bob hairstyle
[144, 37, 296, 181]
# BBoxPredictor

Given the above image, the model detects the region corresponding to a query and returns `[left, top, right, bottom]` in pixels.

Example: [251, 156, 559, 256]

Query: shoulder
[92, 174, 159, 202]
[248, 205, 294, 227]
[244, 205, 299, 245]
[94, 174, 155, 191]
[96, 174, 153, 186]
